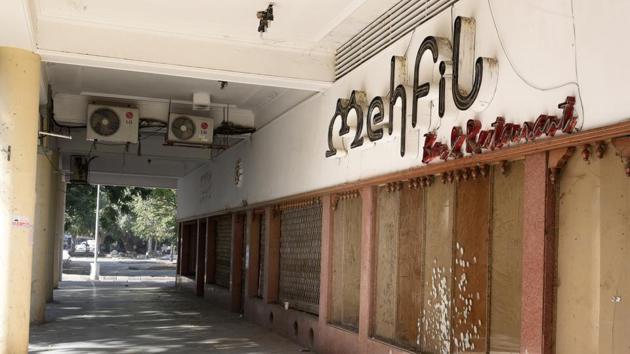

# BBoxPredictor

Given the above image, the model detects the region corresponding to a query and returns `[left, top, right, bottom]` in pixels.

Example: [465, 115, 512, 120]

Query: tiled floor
[29, 280, 306, 353]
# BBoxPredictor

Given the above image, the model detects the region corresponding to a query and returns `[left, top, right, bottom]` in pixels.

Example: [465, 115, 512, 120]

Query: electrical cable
[487, 0, 585, 129]
[43, 149, 63, 175]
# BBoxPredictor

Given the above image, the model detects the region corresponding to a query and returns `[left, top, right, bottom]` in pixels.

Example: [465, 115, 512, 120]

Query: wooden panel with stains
[490, 161, 524, 353]
[452, 175, 491, 353]
[373, 187, 400, 340]
[421, 182, 455, 353]
[330, 196, 362, 331]
[395, 185, 424, 349]
[556, 148, 630, 354]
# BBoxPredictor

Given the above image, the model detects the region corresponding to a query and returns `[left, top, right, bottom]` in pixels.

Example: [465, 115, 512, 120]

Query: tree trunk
[147, 238, 153, 256]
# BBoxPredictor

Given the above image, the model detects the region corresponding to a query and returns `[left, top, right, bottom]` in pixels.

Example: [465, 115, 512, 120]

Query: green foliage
[64, 184, 96, 237]
[64, 183, 176, 248]
[131, 189, 177, 244]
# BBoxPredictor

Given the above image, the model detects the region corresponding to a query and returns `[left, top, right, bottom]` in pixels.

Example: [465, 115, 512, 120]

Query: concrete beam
[37, 48, 333, 92]
[87, 171, 178, 189]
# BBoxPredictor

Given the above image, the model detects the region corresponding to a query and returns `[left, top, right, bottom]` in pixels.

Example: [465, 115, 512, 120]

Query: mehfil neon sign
[325, 16, 578, 162]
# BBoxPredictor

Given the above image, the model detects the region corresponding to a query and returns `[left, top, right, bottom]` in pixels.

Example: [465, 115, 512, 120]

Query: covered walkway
[29, 280, 304, 354]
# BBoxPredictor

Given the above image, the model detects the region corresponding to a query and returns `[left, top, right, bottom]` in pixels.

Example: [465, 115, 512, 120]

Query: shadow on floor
[29, 280, 306, 353]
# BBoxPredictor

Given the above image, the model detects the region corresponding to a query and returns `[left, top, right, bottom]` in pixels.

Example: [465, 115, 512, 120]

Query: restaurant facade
[174, 1, 630, 353]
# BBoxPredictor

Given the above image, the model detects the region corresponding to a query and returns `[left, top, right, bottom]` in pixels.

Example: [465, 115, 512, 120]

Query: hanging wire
[487, 0, 585, 129]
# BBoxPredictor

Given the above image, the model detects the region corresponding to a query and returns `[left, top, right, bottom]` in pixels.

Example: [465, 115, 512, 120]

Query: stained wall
[556, 151, 630, 354]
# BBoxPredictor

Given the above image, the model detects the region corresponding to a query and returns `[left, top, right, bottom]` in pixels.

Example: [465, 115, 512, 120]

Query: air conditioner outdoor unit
[86, 105, 139, 143]
[167, 113, 214, 145]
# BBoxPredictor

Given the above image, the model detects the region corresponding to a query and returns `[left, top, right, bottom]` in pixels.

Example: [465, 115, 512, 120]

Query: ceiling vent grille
[335, 0, 459, 80]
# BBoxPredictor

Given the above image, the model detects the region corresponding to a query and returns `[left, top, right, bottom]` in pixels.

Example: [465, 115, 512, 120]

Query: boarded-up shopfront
[372, 163, 523, 353]
[174, 0, 630, 352]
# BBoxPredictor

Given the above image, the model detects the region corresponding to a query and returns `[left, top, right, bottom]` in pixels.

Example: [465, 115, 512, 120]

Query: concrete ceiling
[31, 0, 398, 89]
[34, 0, 400, 129]
[45, 62, 315, 129]
[0, 0, 400, 188]
[35, 0, 365, 51]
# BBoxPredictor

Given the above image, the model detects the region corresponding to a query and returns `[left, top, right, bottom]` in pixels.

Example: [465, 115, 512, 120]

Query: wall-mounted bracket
[611, 136, 630, 176]
[1, 145, 10, 161]
[548, 146, 576, 184]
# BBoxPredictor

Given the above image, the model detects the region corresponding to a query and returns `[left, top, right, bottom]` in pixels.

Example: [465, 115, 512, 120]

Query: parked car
[74, 242, 87, 253]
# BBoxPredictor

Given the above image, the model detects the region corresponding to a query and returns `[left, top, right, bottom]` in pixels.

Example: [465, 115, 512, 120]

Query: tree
[64, 184, 96, 247]
[64, 183, 161, 253]
[131, 188, 177, 248]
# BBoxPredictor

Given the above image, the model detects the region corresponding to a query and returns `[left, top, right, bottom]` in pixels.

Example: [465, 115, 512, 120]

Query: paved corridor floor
[29, 280, 305, 353]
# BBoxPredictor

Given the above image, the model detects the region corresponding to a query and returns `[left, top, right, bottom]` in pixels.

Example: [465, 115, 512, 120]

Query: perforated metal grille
[279, 203, 322, 315]
[215, 215, 232, 288]
[335, 0, 459, 80]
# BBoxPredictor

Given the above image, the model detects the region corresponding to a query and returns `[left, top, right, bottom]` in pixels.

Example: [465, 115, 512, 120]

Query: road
[63, 256, 176, 280]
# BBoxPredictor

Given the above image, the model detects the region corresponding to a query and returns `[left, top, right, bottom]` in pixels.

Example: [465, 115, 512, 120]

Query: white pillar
[0, 47, 42, 353]
[90, 184, 101, 280]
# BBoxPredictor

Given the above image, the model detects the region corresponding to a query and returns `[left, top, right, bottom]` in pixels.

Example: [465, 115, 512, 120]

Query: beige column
[0, 47, 42, 353]
[52, 177, 66, 289]
[30, 151, 58, 323]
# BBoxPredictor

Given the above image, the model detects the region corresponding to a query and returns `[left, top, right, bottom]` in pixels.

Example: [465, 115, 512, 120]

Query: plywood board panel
[374, 187, 400, 340]
[331, 197, 362, 330]
[490, 162, 524, 353]
[421, 182, 454, 353]
[452, 176, 491, 353]
[557, 151, 630, 354]
[556, 155, 600, 354]
[396, 186, 424, 349]
[598, 152, 630, 354]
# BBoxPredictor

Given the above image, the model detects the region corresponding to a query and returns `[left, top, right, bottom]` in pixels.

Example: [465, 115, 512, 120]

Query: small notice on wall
[199, 171, 212, 204]
[11, 215, 32, 229]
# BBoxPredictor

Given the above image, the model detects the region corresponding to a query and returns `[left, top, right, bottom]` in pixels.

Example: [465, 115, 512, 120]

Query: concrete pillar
[195, 219, 206, 297]
[521, 150, 568, 354]
[176, 222, 181, 283]
[230, 214, 245, 312]
[52, 178, 66, 288]
[31, 151, 58, 323]
[205, 219, 216, 284]
[0, 47, 42, 353]
[245, 211, 261, 297]
[318, 195, 333, 325]
[263, 207, 280, 304]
